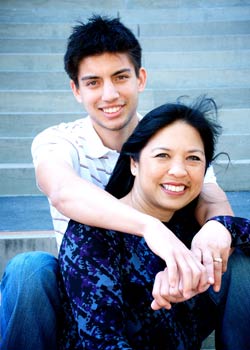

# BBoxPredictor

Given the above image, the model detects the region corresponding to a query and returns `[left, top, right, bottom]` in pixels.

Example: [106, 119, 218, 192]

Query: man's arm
[36, 157, 207, 297]
[195, 183, 234, 225]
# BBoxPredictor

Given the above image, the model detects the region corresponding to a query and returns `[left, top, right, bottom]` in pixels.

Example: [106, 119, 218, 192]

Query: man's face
[71, 52, 146, 135]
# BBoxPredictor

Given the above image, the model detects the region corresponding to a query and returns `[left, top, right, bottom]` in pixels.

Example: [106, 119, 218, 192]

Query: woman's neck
[121, 192, 175, 223]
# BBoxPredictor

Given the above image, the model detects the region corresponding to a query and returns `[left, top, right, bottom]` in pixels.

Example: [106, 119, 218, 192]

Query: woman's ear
[130, 157, 138, 176]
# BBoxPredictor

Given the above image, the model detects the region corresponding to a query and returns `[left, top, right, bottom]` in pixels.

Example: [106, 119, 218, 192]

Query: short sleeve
[31, 128, 79, 171]
[204, 165, 217, 184]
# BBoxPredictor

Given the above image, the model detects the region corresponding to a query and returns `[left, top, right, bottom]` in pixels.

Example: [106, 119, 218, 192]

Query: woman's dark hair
[64, 15, 142, 86]
[106, 95, 222, 199]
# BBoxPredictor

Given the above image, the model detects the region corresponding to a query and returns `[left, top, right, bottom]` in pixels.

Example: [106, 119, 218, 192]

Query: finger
[174, 254, 194, 298]
[191, 246, 202, 263]
[152, 271, 162, 300]
[202, 250, 214, 285]
[190, 247, 209, 291]
[151, 274, 173, 311]
[213, 258, 223, 292]
[179, 253, 206, 298]
[165, 256, 179, 295]
[151, 299, 171, 311]
[221, 251, 229, 273]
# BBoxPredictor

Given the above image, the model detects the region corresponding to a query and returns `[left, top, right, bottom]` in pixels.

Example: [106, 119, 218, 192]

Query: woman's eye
[188, 155, 200, 161]
[155, 153, 168, 158]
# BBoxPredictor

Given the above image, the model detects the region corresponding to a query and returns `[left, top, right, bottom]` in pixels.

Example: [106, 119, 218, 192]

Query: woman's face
[130, 120, 206, 221]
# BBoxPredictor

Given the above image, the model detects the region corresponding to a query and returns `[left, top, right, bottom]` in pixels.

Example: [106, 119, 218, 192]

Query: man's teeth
[103, 107, 120, 113]
[163, 184, 185, 192]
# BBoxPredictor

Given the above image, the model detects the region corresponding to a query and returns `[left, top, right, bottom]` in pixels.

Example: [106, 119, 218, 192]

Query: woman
[59, 96, 250, 349]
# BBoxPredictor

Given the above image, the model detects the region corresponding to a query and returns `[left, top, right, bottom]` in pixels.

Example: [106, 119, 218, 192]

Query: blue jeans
[210, 248, 250, 350]
[1, 249, 250, 350]
[0, 252, 61, 350]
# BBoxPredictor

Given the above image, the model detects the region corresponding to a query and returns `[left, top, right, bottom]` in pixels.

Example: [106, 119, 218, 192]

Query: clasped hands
[151, 220, 232, 311]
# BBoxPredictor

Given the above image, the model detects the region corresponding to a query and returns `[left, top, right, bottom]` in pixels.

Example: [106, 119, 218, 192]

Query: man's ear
[70, 80, 82, 103]
[130, 157, 138, 176]
[138, 67, 147, 92]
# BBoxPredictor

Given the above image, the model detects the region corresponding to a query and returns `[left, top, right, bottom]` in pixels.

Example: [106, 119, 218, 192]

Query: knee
[228, 248, 250, 275]
[1, 251, 59, 290]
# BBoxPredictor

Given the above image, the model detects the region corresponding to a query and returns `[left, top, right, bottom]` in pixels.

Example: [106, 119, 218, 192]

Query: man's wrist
[206, 216, 250, 251]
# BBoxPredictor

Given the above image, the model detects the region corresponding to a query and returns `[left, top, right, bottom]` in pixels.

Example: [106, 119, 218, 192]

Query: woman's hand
[191, 220, 232, 292]
[143, 217, 209, 299]
[151, 267, 210, 310]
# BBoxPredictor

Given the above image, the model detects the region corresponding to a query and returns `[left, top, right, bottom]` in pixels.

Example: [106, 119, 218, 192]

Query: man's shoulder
[49, 116, 89, 133]
[34, 116, 89, 140]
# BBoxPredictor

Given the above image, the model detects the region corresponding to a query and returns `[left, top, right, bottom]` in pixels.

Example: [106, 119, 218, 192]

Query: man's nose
[102, 81, 119, 101]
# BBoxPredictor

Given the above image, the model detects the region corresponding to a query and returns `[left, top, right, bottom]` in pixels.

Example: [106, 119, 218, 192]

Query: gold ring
[213, 257, 223, 263]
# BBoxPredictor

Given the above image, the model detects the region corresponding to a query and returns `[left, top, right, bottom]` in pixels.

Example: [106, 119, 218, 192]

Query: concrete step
[214, 161, 250, 191]
[0, 164, 38, 195]
[0, 191, 249, 232]
[152, 87, 250, 110]
[1, 35, 250, 53]
[1, 20, 250, 39]
[217, 134, 250, 160]
[143, 50, 250, 69]
[147, 69, 250, 89]
[1, 132, 249, 164]
[1, 159, 250, 195]
[119, 7, 250, 23]
[0, 112, 80, 137]
[2, 0, 250, 11]
[140, 35, 250, 52]
[0, 232, 58, 278]
[0, 53, 64, 71]
[1, 50, 250, 72]
[1, 88, 250, 115]
[1, 69, 250, 90]
[1, 4, 250, 23]
[0, 137, 33, 163]
[0, 108, 249, 137]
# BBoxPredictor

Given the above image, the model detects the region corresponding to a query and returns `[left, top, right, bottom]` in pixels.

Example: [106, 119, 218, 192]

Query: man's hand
[191, 220, 232, 292]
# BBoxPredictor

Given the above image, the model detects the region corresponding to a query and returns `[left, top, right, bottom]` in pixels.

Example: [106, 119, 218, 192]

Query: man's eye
[86, 80, 97, 87]
[117, 75, 129, 81]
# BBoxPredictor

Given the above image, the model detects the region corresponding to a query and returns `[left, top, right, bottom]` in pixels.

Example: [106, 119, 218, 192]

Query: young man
[1, 15, 249, 350]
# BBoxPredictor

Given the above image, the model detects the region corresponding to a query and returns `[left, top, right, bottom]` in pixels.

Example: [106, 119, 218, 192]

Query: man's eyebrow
[80, 68, 132, 82]
[80, 75, 99, 82]
[112, 68, 132, 76]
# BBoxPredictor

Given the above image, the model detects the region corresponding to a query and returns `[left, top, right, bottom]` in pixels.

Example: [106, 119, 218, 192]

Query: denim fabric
[209, 248, 250, 350]
[0, 252, 61, 350]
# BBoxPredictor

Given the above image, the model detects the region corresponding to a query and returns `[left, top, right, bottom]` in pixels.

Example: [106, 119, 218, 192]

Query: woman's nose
[167, 161, 187, 177]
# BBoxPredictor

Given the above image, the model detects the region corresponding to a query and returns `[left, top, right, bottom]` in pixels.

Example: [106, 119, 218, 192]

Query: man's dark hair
[64, 15, 142, 86]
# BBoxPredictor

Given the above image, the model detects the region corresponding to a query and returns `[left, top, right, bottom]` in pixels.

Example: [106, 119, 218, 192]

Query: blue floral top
[59, 207, 250, 350]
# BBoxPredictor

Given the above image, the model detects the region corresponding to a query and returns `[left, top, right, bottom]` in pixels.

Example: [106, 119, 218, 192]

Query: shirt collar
[83, 113, 142, 158]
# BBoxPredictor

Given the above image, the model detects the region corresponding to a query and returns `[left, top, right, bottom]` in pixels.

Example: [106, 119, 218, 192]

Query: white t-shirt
[32, 116, 217, 249]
